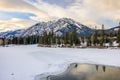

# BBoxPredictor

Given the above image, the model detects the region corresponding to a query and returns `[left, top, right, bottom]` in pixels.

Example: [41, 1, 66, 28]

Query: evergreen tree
[81, 37, 85, 44]
[100, 24, 105, 46]
[39, 36, 42, 44]
[43, 31, 47, 45]
[117, 27, 120, 46]
[47, 32, 51, 45]
[2, 38, 5, 47]
[51, 29, 54, 45]
[52, 36, 56, 44]
[10, 37, 13, 44]
[64, 32, 70, 45]
[86, 37, 91, 46]
[109, 32, 113, 46]
[93, 26, 99, 46]
[56, 36, 61, 45]
[17, 37, 20, 44]
[23, 37, 27, 45]
[71, 28, 79, 45]
[69, 33, 73, 46]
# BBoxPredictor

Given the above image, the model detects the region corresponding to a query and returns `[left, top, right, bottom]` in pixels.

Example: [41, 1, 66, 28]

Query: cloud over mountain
[0, 0, 119, 32]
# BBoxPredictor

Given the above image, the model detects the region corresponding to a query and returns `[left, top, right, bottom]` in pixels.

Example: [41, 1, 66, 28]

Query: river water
[49, 63, 120, 80]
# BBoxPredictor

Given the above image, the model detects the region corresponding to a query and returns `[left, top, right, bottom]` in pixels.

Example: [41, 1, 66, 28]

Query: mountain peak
[58, 17, 74, 21]
[57, 18, 76, 24]
[0, 18, 94, 38]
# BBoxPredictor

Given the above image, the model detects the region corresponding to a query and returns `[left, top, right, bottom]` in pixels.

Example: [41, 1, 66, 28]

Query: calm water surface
[49, 64, 120, 80]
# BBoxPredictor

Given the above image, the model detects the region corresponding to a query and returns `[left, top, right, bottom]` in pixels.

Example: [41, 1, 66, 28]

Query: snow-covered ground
[0, 45, 120, 80]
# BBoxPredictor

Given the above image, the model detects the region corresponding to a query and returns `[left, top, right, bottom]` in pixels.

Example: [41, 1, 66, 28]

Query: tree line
[1, 24, 120, 47]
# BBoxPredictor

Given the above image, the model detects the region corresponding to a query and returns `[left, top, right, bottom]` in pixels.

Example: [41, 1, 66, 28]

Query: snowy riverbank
[0, 45, 120, 80]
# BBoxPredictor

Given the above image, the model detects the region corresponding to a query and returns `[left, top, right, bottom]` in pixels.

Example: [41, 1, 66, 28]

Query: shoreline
[34, 62, 120, 80]
[1, 45, 120, 80]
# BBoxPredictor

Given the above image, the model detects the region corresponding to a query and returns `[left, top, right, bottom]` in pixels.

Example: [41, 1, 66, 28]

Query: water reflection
[95, 65, 98, 71]
[102, 66, 106, 72]
[49, 64, 120, 80]
[95, 65, 106, 72]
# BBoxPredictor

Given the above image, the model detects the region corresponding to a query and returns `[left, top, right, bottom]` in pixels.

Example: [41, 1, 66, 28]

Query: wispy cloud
[0, 0, 120, 32]
[0, 18, 36, 32]
[26, 0, 120, 28]
[0, 0, 51, 20]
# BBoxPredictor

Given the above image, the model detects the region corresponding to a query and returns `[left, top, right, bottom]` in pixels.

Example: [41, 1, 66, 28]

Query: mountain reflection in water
[49, 64, 120, 80]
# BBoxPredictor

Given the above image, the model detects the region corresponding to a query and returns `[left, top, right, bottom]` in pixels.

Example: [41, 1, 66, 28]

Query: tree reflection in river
[49, 64, 120, 80]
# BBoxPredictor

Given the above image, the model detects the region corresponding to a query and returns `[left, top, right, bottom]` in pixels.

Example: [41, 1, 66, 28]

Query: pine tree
[43, 31, 47, 45]
[47, 32, 51, 45]
[69, 33, 73, 46]
[93, 26, 99, 46]
[109, 32, 113, 46]
[23, 37, 27, 45]
[117, 27, 120, 46]
[86, 37, 91, 46]
[71, 28, 79, 45]
[51, 29, 54, 45]
[52, 36, 56, 45]
[56, 36, 61, 45]
[39, 36, 42, 45]
[2, 38, 5, 47]
[100, 24, 105, 46]
[64, 32, 69, 45]
[17, 37, 20, 45]
[10, 37, 13, 44]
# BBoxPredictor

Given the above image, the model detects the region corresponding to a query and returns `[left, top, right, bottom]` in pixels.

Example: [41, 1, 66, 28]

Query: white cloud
[28, 0, 99, 28]
[0, 18, 36, 32]
[0, 0, 120, 32]
[0, 0, 51, 21]
[86, 0, 120, 11]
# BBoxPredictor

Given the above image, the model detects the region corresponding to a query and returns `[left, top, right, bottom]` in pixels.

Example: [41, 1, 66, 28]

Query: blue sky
[0, 0, 120, 32]
[43, 0, 74, 7]
[0, 10, 36, 21]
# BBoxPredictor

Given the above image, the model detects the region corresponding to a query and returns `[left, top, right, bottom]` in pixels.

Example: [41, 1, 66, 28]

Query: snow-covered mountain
[0, 18, 95, 39]
[0, 29, 25, 39]
[22, 18, 94, 37]
[96, 25, 120, 35]
[105, 25, 120, 34]
[1, 18, 120, 39]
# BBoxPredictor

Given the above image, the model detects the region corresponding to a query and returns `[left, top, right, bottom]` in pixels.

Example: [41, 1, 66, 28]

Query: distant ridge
[0, 18, 119, 39]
